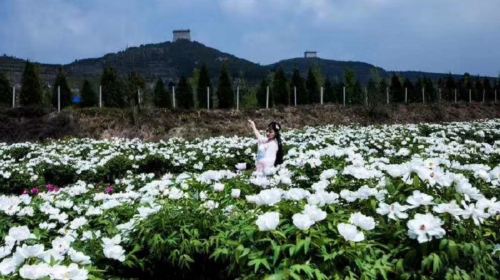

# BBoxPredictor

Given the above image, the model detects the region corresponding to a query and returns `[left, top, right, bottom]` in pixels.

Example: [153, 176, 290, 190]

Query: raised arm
[248, 119, 262, 140]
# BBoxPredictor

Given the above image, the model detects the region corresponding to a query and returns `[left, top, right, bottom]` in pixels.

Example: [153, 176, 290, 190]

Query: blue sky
[1, 0, 499, 76]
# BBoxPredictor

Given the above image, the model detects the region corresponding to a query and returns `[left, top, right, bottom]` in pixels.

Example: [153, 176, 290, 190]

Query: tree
[423, 77, 437, 103]
[177, 75, 193, 109]
[323, 78, 334, 103]
[366, 78, 378, 106]
[80, 80, 97, 107]
[482, 78, 493, 102]
[216, 65, 234, 109]
[377, 78, 388, 104]
[52, 68, 72, 109]
[306, 68, 320, 104]
[0, 72, 11, 107]
[444, 74, 456, 102]
[197, 64, 211, 109]
[290, 69, 307, 105]
[41, 83, 52, 108]
[343, 69, 363, 105]
[473, 77, 483, 102]
[459, 73, 472, 102]
[367, 69, 383, 105]
[101, 67, 126, 107]
[20, 61, 43, 106]
[153, 79, 170, 108]
[272, 68, 289, 106]
[390, 74, 404, 103]
[125, 72, 145, 106]
[256, 79, 269, 108]
[332, 76, 344, 104]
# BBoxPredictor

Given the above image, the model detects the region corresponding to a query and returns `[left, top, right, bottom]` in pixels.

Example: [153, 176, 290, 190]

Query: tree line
[0, 61, 498, 110]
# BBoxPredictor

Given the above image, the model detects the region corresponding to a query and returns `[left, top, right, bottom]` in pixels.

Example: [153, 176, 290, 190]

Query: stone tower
[173, 30, 191, 42]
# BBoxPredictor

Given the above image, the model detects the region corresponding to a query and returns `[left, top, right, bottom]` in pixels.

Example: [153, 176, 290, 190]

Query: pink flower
[30, 188, 39, 196]
[46, 184, 60, 192]
[105, 185, 114, 194]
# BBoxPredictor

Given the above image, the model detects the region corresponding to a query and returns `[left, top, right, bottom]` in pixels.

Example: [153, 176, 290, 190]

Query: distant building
[304, 51, 318, 58]
[173, 29, 191, 42]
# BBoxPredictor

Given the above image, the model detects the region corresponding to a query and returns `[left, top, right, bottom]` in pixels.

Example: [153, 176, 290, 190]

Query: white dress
[255, 136, 278, 172]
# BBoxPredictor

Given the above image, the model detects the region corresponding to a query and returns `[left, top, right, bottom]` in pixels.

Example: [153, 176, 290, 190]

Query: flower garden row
[0, 119, 499, 279]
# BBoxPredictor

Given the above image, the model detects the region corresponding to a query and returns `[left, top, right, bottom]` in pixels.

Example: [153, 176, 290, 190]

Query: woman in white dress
[248, 119, 284, 173]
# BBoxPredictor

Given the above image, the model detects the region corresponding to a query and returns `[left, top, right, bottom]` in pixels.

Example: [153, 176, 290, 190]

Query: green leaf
[248, 257, 271, 273]
[432, 253, 442, 274]
[448, 240, 459, 260]
[304, 237, 311, 254]
[272, 242, 281, 265]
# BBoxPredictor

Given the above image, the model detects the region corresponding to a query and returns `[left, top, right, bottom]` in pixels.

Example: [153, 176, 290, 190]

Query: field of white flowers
[0, 119, 499, 279]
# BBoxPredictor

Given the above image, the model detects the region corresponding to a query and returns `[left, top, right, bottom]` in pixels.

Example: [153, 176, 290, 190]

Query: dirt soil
[0, 103, 498, 143]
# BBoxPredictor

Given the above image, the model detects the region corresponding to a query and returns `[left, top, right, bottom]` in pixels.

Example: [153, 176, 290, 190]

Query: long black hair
[268, 121, 284, 166]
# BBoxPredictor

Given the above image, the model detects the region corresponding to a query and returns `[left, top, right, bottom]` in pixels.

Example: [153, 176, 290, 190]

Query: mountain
[266, 57, 387, 84]
[64, 40, 266, 82]
[0, 40, 495, 87]
[0, 40, 267, 86]
[0, 55, 60, 86]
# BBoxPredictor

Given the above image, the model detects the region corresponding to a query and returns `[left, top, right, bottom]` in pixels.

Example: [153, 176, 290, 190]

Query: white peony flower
[0, 257, 18, 276]
[69, 217, 88, 230]
[340, 189, 358, 203]
[39, 222, 57, 230]
[231, 189, 241, 198]
[202, 200, 219, 210]
[213, 183, 225, 192]
[407, 213, 446, 243]
[406, 190, 434, 208]
[168, 187, 184, 200]
[311, 180, 329, 192]
[349, 212, 376, 231]
[255, 212, 280, 231]
[8, 226, 34, 243]
[103, 243, 126, 262]
[19, 263, 51, 280]
[246, 188, 282, 206]
[15, 244, 45, 259]
[337, 223, 365, 242]
[51, 236, 72, 256]
[292, 213, 315, 230]
[235, 163, 247, 171]
[303, 204, 327, 222]
[50, 263, 89, 280]
[460, 201, 490, 226]
[376, 202, 409, 220]
[199, 191, 208, 201]
[433, 200, 464, 220]
[284, 188, 310, 201]
[68, 248, 92, 265]
[0, 245, 12, 259]
[319, 169, 338, 181]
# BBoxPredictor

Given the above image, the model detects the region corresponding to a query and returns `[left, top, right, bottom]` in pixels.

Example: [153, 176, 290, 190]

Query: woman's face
[266, 128, 276, 139]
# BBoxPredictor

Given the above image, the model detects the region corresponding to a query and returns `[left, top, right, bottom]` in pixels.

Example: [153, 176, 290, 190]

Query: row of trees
[257, 69, 499, 107]
[0, 61, 237, 110]
[1, 61, 498, 110]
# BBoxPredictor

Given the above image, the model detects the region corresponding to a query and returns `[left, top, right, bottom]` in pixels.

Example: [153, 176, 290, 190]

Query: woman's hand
[248, 119, 261, 139]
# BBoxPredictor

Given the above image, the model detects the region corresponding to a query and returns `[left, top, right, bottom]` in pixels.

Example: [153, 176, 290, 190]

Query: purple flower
[105, 185, 114, 194]
[46, 184, 60, 192]
[30, 188, 39, 196]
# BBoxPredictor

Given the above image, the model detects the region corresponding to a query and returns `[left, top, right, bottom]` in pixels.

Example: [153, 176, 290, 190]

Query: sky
[0, 0, 499, 76]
